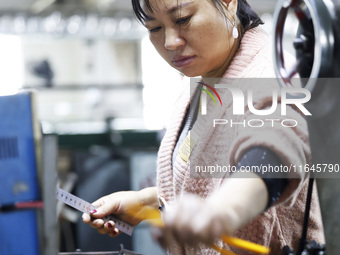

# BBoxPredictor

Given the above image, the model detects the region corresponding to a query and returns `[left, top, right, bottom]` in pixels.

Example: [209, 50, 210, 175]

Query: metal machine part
[273, 0, 339, 92]
[58, 245, 142, 255]
[273, 0, 340, 254]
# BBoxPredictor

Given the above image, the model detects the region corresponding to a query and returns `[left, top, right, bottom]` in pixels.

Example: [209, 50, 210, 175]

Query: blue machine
[0, 92, 41, 255]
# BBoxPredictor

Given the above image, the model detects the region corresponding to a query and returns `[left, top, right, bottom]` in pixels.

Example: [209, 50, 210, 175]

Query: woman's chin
[175, 68, 203, 78]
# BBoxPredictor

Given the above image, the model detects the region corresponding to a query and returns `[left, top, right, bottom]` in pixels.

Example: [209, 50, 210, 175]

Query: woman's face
[142, 0, 237, 78]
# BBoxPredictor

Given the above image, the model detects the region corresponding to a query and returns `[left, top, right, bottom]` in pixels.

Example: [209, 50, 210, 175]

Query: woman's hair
[131, 0, 263, 32]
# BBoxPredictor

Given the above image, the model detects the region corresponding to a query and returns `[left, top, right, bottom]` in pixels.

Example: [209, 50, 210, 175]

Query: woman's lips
[172, 56, 196, 68]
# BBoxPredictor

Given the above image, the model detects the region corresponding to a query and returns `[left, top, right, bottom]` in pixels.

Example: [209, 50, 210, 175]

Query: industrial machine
[0, 92, 43, 255]
[273, 0, 340, 254]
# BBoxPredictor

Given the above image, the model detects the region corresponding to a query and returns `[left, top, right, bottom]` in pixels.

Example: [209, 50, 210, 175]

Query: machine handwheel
[273, 0, 334, 94]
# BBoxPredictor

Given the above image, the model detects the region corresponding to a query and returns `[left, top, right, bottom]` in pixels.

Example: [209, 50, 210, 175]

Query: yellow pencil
[221, 236, 270, 254]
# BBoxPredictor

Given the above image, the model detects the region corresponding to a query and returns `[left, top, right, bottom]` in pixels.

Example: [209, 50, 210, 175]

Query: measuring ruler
[56, 187, 134, 236]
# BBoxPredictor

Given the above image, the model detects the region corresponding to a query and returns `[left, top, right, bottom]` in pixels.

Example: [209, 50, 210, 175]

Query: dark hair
[131, 0, 263, 32]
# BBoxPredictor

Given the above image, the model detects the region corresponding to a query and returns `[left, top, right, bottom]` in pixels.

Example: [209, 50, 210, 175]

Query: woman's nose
[164, 28, 185, 50]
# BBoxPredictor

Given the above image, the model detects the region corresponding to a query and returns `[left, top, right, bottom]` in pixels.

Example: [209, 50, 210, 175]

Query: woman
[83, 0, 325, 254]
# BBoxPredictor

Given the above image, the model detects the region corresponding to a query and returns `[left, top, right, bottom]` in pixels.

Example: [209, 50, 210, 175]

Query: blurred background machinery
[1, 0, 340, 254]
[273, 0, 340, 254]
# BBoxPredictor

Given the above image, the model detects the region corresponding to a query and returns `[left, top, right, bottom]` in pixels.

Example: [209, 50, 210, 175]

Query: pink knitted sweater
[156, 27, 325, 254]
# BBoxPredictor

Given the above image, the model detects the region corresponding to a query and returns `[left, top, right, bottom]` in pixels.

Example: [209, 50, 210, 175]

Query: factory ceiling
[0, 0, 133, 16]
[0, 0, 276, 16]
[0, 0, 277, 39]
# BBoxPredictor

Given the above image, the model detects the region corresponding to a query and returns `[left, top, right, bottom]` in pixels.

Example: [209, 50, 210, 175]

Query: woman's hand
[82, 186, 158, 237]
[160, 194, 237, 247]
[160, 173, 268, 248]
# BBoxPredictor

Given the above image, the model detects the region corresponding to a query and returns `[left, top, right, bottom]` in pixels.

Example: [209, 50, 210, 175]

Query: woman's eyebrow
[144, 1, 194, 22]
[167, 2, 194, 14]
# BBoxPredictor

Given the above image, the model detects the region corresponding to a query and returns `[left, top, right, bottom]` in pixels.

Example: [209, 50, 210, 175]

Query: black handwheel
[273, 0, 335, 94]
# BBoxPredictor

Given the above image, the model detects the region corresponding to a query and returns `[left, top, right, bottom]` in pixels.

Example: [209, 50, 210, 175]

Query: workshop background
[0, 1, 297, 255]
